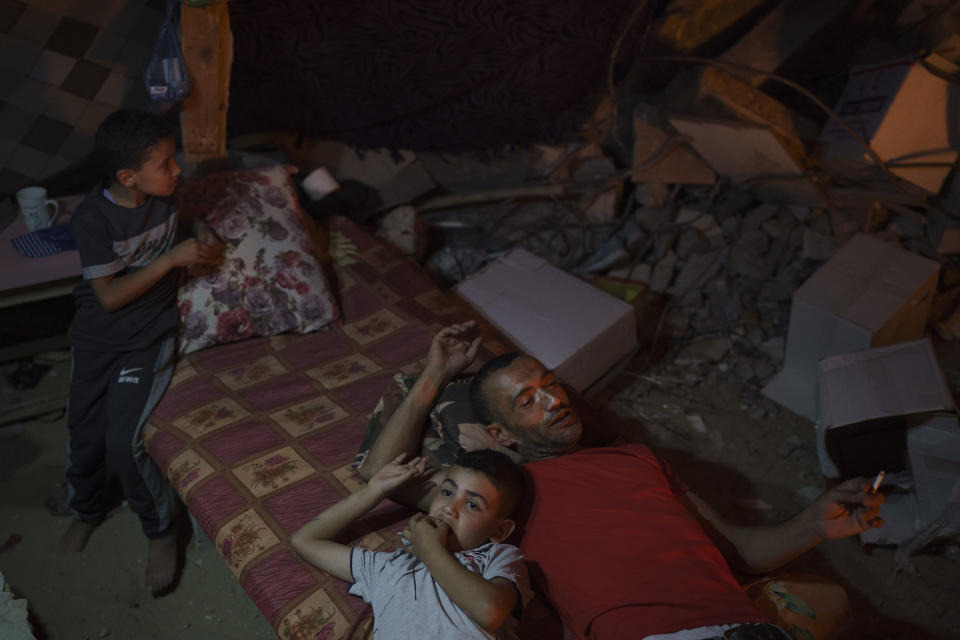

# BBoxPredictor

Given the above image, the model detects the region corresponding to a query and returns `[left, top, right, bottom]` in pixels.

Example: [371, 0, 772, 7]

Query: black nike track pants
[65, 337, 177, 539]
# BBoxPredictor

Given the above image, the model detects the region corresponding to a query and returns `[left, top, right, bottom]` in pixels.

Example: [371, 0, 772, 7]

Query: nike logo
[119, 367, 142, 376]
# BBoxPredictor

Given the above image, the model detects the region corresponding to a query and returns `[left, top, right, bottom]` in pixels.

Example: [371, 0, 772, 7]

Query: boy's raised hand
[402, 513, 449, 559]
[366, 453, 429, 497]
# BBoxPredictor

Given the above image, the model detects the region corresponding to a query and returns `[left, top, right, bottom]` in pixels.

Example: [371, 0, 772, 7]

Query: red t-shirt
[517, 444, 770, 639]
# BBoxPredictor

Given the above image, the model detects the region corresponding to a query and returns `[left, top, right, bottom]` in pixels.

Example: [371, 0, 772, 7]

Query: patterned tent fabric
[226, 0, 650, 152]
[144, 216, 513, 639]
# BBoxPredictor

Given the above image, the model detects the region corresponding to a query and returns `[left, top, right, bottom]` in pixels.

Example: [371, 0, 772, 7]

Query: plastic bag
[145, 0, 189, 102]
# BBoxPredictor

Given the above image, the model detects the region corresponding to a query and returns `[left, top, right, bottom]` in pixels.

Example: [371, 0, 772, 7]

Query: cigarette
[870, 470, 885, 494]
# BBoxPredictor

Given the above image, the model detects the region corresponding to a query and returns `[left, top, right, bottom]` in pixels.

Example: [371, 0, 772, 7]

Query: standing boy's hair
[94, 109, 176, 178]
[453, 449, 524, 518]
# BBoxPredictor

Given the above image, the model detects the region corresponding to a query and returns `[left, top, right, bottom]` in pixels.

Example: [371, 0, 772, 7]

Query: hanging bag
[145, 0, 189, 102]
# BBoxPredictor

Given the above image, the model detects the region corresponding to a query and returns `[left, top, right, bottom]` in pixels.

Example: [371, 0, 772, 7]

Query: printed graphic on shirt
[111, 213, 177, 268]
[79, 211, 178, 280]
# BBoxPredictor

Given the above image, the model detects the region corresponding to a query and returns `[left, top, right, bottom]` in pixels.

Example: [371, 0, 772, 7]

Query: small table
[0, 195, 83, 309]
[0, 195, 83, 366]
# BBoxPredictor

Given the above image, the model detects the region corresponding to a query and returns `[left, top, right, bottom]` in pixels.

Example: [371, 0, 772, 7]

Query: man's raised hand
[426, 321, 482, 383]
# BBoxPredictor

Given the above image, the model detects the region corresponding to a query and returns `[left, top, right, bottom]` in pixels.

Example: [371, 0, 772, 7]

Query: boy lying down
[291, 450, 532, 639]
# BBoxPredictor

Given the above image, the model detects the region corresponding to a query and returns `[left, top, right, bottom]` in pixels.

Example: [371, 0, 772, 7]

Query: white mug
[16, 186, 60, 232]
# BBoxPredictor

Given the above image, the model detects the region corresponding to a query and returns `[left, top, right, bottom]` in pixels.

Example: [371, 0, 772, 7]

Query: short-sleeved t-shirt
[518, 444, 771, 640]
[69, 181, 181, 352]
[349, 541, 532, 639]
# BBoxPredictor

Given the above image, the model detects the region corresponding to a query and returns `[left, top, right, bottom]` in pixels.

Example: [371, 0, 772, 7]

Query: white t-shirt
[349, 541, 532, 639]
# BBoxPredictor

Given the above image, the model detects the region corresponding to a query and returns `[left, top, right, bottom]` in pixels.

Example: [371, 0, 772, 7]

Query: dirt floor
[1, 345, 959, 639]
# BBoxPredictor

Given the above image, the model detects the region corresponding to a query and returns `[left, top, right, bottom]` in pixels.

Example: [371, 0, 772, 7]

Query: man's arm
[291, 455, 428, 581]
[403, 514, 519, 633]
[684, 478, 885, 574]
[90, 239, 217, 311]
[357, 322, 481, 512]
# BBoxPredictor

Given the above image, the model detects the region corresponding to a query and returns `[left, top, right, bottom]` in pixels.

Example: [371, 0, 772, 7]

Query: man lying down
[356, 321, 885, 640]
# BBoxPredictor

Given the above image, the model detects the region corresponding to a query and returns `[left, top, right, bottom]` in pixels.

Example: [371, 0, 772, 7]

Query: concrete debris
[584, 187, 619, 224]
[675, 207, 702, 225]
[672, 249, 723, 293]
[375, 206, 426, 259]
[675, 337, 729, 365]
[634, 183, 672, 208]
[735, 497, 774, 511]
[632, 105, 716, 185]
[690, 215, 724, 247]
[650, 250, 678, 292]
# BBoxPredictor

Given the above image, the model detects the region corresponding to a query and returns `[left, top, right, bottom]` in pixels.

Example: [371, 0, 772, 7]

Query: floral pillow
[176, 165, 338, 354]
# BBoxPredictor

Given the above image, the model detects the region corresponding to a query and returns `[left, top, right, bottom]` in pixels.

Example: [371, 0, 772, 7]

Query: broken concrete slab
[664, 66, 819, 160]
[632, 105, 716, 185]
[721, 0, 857, 84]
[668, 117, 826, 206]
[656, 0, 768, 53]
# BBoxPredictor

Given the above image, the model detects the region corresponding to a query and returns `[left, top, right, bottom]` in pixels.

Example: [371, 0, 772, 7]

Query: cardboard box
[816, 340, 960, 525]
[814, 54, 960, 195]
[455, 249, 637, 392]
[763, 234, 939, 420]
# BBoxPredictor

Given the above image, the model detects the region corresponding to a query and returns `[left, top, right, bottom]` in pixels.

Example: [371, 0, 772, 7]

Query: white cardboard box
[455, 249, 637, 392]
[763, 234, 939, 420]
[814, 53, 960, 195]
[817, 340, 960, 525]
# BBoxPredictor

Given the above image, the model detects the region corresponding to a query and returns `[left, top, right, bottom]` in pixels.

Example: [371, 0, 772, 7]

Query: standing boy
[62, 109, 221, 592]
[292, 450, 532, 639]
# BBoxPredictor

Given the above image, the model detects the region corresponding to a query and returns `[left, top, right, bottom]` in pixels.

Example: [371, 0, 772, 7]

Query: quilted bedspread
[143, 216, 510, 639]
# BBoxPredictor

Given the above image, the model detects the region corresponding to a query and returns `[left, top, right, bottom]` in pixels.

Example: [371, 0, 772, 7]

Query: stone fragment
[691, 215, 724, 247]
[759, 336, 786, 361]
[675, 337, 729, 365]
[676, 207, 702, 225]
[675, 228, 709, 260]
[735, 498, 773, 511]
[584, 187, 619, 224]
[743, 203, 779, 231]
[778, 434, 804, 458]
[634, 183, 672, 207]
[650, 250, 678, 292]
[672, 249, 724, 293]
[636, 206, 671, 234]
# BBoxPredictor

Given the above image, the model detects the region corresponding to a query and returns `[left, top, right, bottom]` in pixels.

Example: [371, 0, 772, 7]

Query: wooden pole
[180, 1, 233, 165]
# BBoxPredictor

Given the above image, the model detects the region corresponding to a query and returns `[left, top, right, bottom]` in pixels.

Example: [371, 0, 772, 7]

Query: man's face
[124, 136, 181, 199]
[483, 356, 582, 461]
[428, 466, 513, 552]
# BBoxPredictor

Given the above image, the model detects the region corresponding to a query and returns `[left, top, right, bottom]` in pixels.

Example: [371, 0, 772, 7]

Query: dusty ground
[2, 347, 959, 640]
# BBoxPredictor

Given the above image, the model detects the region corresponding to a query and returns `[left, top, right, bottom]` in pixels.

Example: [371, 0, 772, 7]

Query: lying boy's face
[428, 466, 514, 552]
[124, 136, 181, 198]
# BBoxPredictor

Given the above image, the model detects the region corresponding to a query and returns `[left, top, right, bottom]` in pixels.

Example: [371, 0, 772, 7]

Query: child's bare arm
[290, 455, 428, 582]
[89, 239, 219, 311]
[403, 515, 518, 633]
